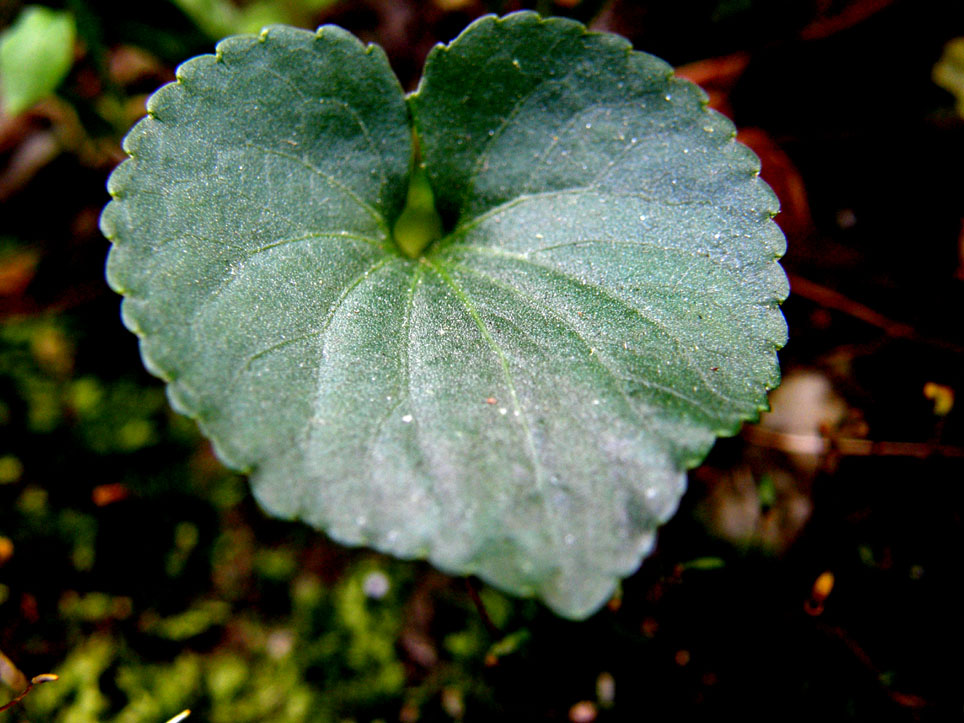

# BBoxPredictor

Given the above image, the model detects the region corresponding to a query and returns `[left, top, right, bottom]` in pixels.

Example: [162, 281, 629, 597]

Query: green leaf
[170, 0, 340, 39]
[934, 37, 964, 118]
[102, 14, 787, 619]
[0, 6, 75, 116]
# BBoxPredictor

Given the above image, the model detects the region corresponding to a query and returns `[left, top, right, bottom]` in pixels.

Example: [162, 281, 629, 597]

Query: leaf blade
[103, 24, 412, 472]
[104, 15, 787, 619]
[408, 11, 787, 614]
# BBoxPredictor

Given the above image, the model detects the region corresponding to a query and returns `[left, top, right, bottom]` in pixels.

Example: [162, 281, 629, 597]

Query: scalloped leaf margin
[102, 13, 788, 619]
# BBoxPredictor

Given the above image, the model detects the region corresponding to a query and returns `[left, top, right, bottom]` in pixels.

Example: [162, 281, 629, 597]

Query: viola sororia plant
[101, 11, 788, 618]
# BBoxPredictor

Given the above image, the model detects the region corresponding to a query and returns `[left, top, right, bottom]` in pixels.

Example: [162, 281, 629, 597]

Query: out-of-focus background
[1, 0, 962, 720]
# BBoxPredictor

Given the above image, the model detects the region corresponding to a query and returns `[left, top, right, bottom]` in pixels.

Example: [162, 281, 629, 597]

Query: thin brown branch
[744, 426, 964, 459]
[800, 0, 896, 40]
[815, 622, 928, 710]
[788, 273, 915, 338]
[789, 273, 964, 354]
[465, 577, 502, 637]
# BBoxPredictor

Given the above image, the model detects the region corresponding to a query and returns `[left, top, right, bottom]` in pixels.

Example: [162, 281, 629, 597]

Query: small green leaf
[0, 6, 75, 116]
[171, 0, 341, 39]
[102, 14, 787, 618]
[934, 38, 964, 118]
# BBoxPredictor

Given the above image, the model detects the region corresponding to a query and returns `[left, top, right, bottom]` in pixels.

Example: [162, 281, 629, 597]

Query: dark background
[1, 0, 962, 720]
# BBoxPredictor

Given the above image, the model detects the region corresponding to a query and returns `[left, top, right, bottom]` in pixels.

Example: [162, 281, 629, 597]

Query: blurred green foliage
[934, 37, 964, 118]
[22, 564, 415, 722]
[0, 315, 532, 721]
[169, 0, 340, 38]
[0, 5, 76, 116]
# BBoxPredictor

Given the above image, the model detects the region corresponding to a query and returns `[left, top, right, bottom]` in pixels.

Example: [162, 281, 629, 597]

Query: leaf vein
[364, 265, 422, 467]
[460, 34, 576, 211]
[244, 141, 387, 232]
[229, 255, 393, 391]
[454, 188, 766, 238]
[259, 64, 391, 196]
[420, 258, 551, 520]
[447, 261, 715, 422]
[248, 230, 390, 257]
[449, 250, 748, 409]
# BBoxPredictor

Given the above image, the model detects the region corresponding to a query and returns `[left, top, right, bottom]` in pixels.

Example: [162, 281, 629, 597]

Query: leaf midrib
[419, 257, 549, 514]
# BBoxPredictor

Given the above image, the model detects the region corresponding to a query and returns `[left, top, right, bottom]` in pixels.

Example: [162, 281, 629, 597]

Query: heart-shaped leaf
[102, 13, 787, 618]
